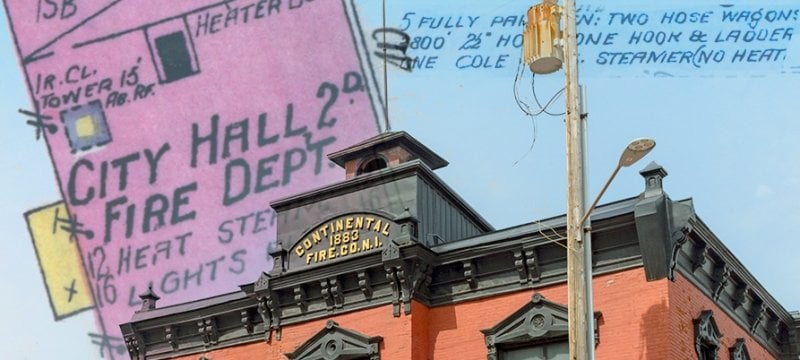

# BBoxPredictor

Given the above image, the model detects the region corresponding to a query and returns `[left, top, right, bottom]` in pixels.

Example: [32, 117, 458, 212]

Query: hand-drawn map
[4, 0, 384, 357]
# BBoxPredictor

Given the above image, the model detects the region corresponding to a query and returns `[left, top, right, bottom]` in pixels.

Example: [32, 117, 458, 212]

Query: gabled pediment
[694, 310, 722, 358]
[481, 293, 569, 346]
[695, 310, 721, 345]
[730, 338, 751, 360]
[285, 320, 382, 360]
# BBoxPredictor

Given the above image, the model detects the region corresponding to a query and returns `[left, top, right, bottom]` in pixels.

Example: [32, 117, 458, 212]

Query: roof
[130, 290, 247, 322]
[327, 131, 448, 170]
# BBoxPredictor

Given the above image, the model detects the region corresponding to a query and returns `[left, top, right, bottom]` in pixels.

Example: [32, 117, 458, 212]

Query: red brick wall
[425, 267, 672, 360]
[669, 272, 776, 359]
[411, 301, 431, 360]
[426, 288, 554, 360]
[593, 267, 671, 360]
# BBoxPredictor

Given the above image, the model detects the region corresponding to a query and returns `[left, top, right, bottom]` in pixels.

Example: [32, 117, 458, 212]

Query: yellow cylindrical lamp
[523, 0, 564, 74]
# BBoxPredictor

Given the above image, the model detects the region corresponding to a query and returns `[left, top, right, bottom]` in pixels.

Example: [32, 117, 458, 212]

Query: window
[482, 293, 599, 360]
[694, 310, 721, 360]
[357, 157, 388, 175]
[502, 341, 568, 360]
[285, 320, 382, 360]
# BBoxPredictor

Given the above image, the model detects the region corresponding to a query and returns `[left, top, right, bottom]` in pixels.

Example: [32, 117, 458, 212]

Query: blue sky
[2, 1, 799, 358]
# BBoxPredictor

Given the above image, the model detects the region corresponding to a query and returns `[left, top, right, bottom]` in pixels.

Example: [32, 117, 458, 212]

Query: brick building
[121, 132, 800, 359]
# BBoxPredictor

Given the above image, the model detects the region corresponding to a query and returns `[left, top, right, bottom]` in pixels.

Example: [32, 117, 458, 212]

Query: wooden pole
[563, 0, 587, 358]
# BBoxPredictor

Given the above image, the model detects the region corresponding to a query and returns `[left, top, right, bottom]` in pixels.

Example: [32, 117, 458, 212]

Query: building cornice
[670, 215, 795, 357]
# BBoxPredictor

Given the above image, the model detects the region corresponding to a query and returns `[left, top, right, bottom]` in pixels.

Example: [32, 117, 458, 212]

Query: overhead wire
[513, 51, 536, 116]
[535, 220, 571, 252]
[512, 55, 538, 166]
[511, 49, 567, 166]
[513, 48, 566, 118]
[531, 73, 566, 116]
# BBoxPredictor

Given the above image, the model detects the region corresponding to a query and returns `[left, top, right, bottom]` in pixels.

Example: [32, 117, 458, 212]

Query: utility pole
[524, 4, 655, 359]
[562, 0, 587, 358]
[523, 1, 588, 358]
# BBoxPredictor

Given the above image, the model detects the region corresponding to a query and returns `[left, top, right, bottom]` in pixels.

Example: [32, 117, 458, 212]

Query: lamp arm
[579, 163, 621, 227]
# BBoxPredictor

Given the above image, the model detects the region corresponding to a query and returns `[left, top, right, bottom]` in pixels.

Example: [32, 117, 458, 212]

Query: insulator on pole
[523, 0, 564, 74]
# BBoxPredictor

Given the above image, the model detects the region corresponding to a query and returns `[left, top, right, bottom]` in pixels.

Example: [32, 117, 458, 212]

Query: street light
[581, 137, 655, 360]
[579, 138, 656, 226]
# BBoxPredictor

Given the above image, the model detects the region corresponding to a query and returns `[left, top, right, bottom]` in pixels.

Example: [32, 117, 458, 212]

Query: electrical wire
[513, 52, 536, 116]
[511, 115, 538, 167]
[532, 73, 566, 116]
[511, 51, 568, 166]
[535, 220, 571, 252]
[512, 54, 539, 166]
[513, 50, 566, 117]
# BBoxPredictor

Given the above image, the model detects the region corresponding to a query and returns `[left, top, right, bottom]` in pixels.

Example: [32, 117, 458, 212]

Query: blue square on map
[60, 100, 112, 153]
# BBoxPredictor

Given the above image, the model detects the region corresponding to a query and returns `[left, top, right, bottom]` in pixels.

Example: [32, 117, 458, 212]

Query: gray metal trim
[689, 216, 794, 325]
[672, 224, 793, 357]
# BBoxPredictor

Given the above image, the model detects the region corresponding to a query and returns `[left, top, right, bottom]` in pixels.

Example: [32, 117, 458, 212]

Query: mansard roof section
[270, 159, 493, 232]
[328, 131, 448, 170]
[432, 196, 639, 254]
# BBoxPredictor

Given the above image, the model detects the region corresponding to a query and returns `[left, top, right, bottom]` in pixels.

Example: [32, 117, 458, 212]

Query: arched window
[357, 157, 388, 175]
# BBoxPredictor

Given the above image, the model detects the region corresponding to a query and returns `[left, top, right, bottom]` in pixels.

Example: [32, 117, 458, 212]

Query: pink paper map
[4, 0, 383, 357]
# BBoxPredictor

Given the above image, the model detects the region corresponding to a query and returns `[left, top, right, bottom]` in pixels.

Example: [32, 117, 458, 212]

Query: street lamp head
[619, 138, 656, 167]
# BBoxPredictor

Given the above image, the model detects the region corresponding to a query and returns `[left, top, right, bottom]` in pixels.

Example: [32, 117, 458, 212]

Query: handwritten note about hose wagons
[384, 2, 798, 75]
[4, 0, 381, 348]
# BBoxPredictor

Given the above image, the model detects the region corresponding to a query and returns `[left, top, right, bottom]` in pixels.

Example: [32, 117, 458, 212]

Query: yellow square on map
[75, 115, 96, 138]
[26, 202, 94, 319]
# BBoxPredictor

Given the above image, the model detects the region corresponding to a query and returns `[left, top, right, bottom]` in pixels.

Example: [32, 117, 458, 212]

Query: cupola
[327, 131, 448, 179]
